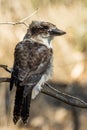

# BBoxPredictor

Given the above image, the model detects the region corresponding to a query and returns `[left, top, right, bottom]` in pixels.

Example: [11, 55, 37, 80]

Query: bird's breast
[32, 57, 53, 99]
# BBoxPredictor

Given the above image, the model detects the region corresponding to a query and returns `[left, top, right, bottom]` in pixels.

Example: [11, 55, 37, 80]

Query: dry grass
[0, 0, 87, 130]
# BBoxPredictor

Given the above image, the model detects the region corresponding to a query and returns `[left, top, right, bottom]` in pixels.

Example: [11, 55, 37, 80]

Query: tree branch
[0, 77, 10, 83]
[0, 64, 87, 108]
[0, 8, 38, 27]
[43, 83, 87, 108]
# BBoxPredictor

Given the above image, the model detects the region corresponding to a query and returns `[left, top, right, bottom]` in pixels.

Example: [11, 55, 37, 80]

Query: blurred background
[0, 0, 87, 130]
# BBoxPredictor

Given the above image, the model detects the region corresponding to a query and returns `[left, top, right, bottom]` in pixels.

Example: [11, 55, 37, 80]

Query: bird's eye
[43, 25, 49, 29]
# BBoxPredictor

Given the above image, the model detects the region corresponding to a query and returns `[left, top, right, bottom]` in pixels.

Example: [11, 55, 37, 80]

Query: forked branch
[0, 64, 87, 108]
[0, 8, 38, 27]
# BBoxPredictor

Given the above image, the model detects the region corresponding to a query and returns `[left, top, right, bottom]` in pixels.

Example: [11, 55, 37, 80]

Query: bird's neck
[30, 35, 53, 48]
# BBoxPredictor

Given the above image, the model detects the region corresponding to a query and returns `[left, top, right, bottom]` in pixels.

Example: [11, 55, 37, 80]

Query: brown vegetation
[0, 0, 87, 130]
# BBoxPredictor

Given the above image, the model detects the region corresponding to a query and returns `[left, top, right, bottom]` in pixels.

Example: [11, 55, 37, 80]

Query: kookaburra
[10, 21, 66, 124]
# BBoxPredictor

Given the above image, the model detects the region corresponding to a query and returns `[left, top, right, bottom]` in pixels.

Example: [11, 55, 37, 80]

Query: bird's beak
[49, 28, 66, 36]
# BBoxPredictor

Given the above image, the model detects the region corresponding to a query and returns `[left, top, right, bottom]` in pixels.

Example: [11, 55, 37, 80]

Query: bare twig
[0, 20, 29, 27]
[0, 78, 10, 83]
[0, 65, 12, 73]
[0, 64, 87, 108]
[19, 8, 38, 22]
[0, 8, 38, 27]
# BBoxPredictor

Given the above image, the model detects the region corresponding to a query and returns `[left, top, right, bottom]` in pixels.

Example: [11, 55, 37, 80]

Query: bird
[10, 21, 66, 124]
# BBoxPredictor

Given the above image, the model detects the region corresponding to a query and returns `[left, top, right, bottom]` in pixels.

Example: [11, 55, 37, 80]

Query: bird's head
[29, 21, 66, 37]
[24, 21, 66, 47]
